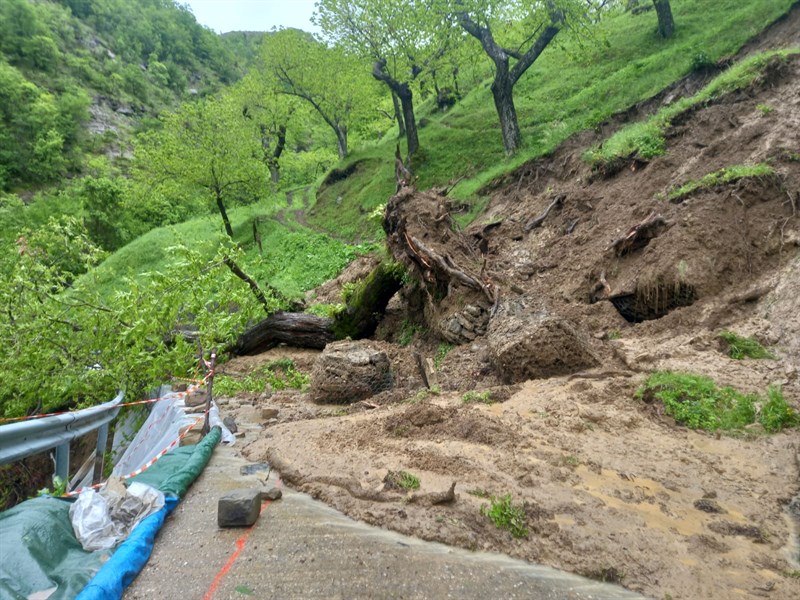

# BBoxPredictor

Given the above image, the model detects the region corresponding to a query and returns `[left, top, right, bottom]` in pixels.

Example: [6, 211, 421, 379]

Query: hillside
[214, 7, 800, 600]
[1, 5, 799, 596]
[0, 0, 237, 192]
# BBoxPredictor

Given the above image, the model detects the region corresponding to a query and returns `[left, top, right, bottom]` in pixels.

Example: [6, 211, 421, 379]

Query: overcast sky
[181, 0, 319, 34]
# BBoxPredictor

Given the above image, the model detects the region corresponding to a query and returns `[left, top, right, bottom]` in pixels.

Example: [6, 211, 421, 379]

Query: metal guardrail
[0, 391, 124, 485]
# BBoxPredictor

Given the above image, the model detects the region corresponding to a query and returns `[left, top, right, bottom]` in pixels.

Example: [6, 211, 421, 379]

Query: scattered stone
[309, 340, 393, 404]
[261, 487, 282, 501]
[261, 407, 279, 420]
[240, 463, 271, 476]
[218, 488, 264, 528]
[694, 498, 726, 513]
[179, 424, 203, 447]
[223, 416, 238, 433]
[184, 389, 207, 408]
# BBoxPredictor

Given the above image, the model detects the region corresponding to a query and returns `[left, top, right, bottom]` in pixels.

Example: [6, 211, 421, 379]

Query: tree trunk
[373, 62, 420, 158]
[491, 67, 521, 156]
[397, 85, 419, 158]
[335, 125, 348, 159]
[215, 189, 233, 239]
[391, 92, 406, 138]
[331, 261, 404, 339]
[232, 312, 335, 355]
[231, 261, 404, 355]
[652, 0, 675, 38]
[265, 124, 286, 184]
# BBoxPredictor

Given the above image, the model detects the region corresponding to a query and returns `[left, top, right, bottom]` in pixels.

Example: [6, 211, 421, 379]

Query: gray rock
[222, 416, 238, 433]
[309, 340, 392, 404]
[218, 488, 263, 528]
[261, 487, 282, 501]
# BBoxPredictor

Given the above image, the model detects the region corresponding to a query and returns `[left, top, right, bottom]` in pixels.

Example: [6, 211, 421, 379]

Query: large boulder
[310, 340, 393, 404]
[487, 301, 600, 382]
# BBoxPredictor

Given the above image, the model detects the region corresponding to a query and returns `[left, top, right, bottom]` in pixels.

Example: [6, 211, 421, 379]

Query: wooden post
[92, 423, 110, 484]
[202, 350, 217, 436]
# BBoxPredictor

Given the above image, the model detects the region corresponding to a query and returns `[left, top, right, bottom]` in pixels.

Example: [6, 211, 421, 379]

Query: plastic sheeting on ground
[0, 427, 221, 600]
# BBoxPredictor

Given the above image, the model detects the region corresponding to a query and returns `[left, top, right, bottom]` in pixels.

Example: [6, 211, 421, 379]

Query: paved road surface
[125, 442, 649, 600]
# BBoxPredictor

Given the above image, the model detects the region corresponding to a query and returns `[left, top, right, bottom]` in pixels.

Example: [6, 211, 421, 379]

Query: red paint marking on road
[203, 500, 273, 600]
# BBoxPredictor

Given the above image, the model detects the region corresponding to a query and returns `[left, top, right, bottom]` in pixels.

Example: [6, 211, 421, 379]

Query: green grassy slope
[312, 0, 796, 240]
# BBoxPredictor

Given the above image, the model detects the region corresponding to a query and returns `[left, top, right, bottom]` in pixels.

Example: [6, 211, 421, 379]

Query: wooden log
[231, 311, 335, 355]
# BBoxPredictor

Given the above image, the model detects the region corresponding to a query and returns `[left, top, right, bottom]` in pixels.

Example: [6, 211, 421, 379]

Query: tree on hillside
[260, 28, 375, 160]
[132, 97, 262, 238]
[235, 72, 299, 184]
[652, 0, 675, 38]
[315, 0, 453, 158]
[455, 0, 593, 155]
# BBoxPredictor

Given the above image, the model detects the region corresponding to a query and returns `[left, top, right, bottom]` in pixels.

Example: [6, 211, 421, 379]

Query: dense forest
[0, 0, 795, 419]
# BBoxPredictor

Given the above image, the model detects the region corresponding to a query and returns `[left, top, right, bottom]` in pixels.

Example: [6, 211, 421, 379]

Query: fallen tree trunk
[231, 312, 335, 355]
[230, 261, 404, 355]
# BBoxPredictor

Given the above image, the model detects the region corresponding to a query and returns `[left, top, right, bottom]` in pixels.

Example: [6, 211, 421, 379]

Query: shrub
[481, 494, 528, 538]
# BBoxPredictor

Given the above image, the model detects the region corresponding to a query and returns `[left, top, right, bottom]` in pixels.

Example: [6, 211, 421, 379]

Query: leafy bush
[480, 494, 528, 538]
[760, 386, 800, 433]
[718, 331, 775, 360]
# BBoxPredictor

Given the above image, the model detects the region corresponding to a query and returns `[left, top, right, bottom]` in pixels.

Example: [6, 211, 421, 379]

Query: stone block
[218, 488, 263, 528]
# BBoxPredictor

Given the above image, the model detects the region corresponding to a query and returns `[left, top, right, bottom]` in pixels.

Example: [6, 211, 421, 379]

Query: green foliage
[434, 342, 454, 369]
[480, 494, 528, 538]
[636, 372, 799, 434]
[214, 359, 310, 396]
[386, 470, 421, 490]
[586, 50, 800, 167]
[718, 331, 775, 360]
[756, 103, 774, 115]
[760, 386, 800, 433]
[0, 0, 238, 191]
[398, 319, 424, 346]
[462, 390, 494, 404]
[0, 234, 272, 417]
[36, 475, 67, 498]
[667, 164, 775, 203]
[306, 303, 345, 318]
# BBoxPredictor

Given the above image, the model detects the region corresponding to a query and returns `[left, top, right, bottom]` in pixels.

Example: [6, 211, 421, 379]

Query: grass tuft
[480, 494, 528, 538]
[667, 164, 775, 202]
[637, 371, 798, 433]
[718, 331, 775, 360]
[462, 390, 494, 404]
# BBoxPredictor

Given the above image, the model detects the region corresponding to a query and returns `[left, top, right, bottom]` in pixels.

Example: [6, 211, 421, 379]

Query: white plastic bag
[69, 477, 164, 551]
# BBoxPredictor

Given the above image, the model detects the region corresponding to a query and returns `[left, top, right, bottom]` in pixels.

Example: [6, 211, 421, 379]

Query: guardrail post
[202, 350, 217, 436]
[92, 423, 109, 484]
[55, 443, 69, 482]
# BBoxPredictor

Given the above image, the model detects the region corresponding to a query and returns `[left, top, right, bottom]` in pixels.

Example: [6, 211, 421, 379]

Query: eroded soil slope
[226, 53, 800, 600]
